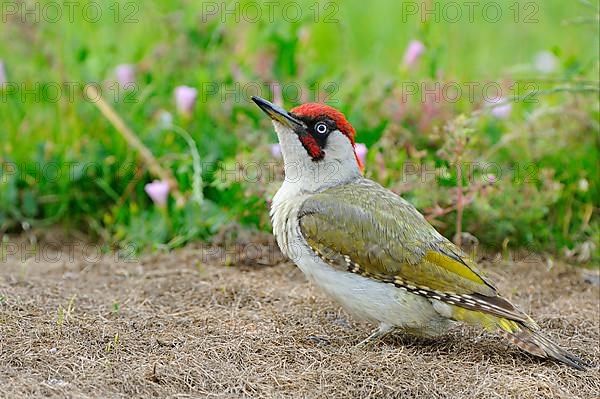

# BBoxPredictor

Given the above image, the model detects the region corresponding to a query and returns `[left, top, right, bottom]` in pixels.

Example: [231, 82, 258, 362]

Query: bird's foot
[355, 324, 394, 348]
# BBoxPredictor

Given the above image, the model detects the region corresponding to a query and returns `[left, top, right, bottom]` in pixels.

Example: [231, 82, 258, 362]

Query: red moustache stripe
[299, 135, 325, 161]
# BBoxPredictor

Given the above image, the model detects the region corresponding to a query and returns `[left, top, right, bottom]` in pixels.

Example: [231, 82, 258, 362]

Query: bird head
[252, 96, 363, 190]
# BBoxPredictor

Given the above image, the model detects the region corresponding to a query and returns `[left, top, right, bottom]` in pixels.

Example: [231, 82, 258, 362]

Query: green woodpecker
[252, 96, 589, 370]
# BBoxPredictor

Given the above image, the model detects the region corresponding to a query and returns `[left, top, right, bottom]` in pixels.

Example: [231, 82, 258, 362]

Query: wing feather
[299, 179, 530, 324]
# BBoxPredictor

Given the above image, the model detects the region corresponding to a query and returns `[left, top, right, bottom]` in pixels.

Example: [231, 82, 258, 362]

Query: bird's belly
[291, 238, 452, 337]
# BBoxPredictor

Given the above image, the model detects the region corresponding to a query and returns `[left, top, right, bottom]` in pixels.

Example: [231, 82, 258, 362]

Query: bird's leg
[356, 323, 394, 348]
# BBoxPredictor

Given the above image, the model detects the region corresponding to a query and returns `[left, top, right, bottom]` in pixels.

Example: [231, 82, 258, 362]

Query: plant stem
[85, 85, 186, 207]
[454, 156, 464, 247]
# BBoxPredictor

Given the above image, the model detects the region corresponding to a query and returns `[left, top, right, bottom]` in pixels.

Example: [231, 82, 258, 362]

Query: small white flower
[534, 51, 558, 74]
[0, 60, 6, 86]
[158, 110, 173, 128]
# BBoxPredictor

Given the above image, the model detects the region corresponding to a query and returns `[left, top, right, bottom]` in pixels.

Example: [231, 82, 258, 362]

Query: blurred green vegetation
[0, 0, 598, 262]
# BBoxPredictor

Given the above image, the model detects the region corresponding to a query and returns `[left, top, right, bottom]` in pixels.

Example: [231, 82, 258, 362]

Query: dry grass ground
[1, 234, 599, 398]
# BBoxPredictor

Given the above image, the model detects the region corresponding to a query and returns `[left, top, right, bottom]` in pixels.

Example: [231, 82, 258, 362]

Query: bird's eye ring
[315, 122, 328, 134]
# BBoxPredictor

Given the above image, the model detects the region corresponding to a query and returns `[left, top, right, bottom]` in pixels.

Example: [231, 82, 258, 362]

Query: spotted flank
[309, 244, 529, 322]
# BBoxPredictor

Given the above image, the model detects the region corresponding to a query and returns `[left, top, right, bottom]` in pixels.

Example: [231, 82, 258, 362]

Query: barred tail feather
[501, 323, 591, 371]
[447, 306, 590, 370]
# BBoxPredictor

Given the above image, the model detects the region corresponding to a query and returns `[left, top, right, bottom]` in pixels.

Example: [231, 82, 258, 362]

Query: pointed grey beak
[251, 96, 306, 131]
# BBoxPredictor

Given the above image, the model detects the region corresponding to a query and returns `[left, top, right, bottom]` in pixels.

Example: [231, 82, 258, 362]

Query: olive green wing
[298, 179, 530, 323]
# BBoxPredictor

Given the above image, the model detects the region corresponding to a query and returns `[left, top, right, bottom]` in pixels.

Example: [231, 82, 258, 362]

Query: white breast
[271, 183, 453, 337]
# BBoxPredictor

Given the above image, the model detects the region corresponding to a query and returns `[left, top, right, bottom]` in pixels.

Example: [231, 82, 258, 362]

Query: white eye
[315, 122, 328, 134]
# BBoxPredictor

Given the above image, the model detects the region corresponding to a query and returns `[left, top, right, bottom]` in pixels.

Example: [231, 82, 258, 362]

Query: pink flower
[486, 97, 512, 119]
[144, 180, 170, 206]
[402, 40, 425, 68]
[175, 85, 198, 116]
[115, 64, 135, 88]
[270, 143, 282, 159]
[355, 143, 367, 166]
[271, 82, 283, 107]
[0, 60, 6, 86]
